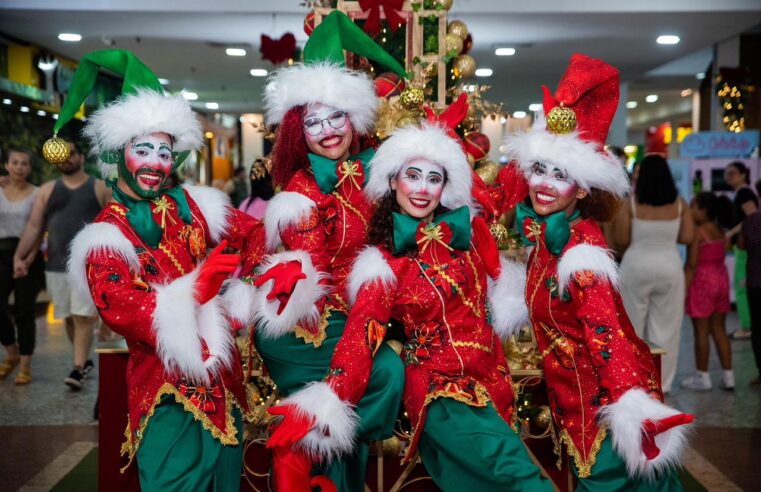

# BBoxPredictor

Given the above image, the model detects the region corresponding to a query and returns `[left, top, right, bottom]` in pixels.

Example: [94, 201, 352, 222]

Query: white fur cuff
[487, 257, 529, 340]
[253, 250, 330, 339]
[281, 381, 359, 462]
[557, 244, 619, 294]
[220, 278, 259, 327]
[597, 388, 692, 480]
[347, 246, 396, 305]
[263, 192, 318, 251]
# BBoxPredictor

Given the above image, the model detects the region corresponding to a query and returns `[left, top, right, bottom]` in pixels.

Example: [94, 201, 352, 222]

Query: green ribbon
[308, 147, 375, 194]
[515, 201, 580, 255]
[108, 181, 192, 249]
[392, 206, 471, 255]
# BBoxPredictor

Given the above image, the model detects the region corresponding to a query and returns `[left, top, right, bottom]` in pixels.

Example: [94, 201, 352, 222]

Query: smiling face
[528, 162, 587, 216]
[119, 132, 174, 199]
[303, 103, 353, 161]
[391, 158, 445, 222]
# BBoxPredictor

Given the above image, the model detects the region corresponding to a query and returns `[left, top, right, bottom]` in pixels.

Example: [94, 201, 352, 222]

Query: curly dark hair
[368, 193, 448, 255]
[577, 188, 623, 223]
[693, 191, 734, 230]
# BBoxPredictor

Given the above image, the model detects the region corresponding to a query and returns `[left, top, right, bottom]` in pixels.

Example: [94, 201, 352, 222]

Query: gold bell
[546, 104, 577, 135]
[42, 136, 71, 164]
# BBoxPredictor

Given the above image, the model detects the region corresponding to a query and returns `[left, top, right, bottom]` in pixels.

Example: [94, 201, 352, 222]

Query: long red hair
[270, 105, 374, 187]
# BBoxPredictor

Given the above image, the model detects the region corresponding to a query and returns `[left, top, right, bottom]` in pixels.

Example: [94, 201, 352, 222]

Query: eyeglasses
[303, 111, 347, 136]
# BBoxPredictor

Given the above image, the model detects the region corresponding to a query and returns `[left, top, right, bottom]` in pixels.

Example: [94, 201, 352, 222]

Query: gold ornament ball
[386, 339, 404, 356]
[445, 33, 464, 55]
[399, 87, 425, 110]
[448, 20, 469, 40]
[381, 436, 403, 456]
[489, 222, 509, 249]
[466, 153, 476, 168]
[475, 159, 499, 185]
[42, 137, 71, 164]
[534, 405, 552, 429]
[453, 54, 476, 79]
[434, 0, 454, 11]
[546, 105, 577, 134]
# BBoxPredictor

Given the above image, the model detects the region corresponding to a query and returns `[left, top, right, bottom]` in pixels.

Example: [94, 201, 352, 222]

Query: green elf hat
[263, 10, 408, 134]
[43, 49, 202, 180]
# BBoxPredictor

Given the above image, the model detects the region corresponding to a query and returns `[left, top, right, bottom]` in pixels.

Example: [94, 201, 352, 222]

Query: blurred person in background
[724, 161, 758, 340]
[0, 148, 43, 384]
[682, 192, 735, 391]
[227, 165, 248, 208]
[614, 154, 694, 393]
[237, 158, 273, 220]
[13, 141, 109, 390]
[741, 179, 761, 385]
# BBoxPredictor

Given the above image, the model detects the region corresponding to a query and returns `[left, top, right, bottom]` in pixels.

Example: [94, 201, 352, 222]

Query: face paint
[392, 158, 445, 221]
[303, 103, 353, 161]
[119, 132, 174, 199]
[528, 162, 584, 216]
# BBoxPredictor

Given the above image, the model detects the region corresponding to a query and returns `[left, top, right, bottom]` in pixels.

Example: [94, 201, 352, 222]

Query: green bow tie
[392, 206, 471, 255]
[515, 201, 580, 255]
[308, 147, 375, 194]
[108, 182, 192, 249]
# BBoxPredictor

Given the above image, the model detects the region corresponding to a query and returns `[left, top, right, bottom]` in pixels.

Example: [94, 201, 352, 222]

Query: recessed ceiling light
[512, 111, 527, 118]
[495, 47, 516, 56]
[182, 91, 198, 101]
[250, 68, 268, 77]
[58, 33, 82, 42]
[226, 48, 247, 57]
[36, 110, 46, 116]
[528, 103, 542, 112]
[656, 35, 680, 45]
[158, 78, 169, 85]
[475, 68, 493, 77]
[645, 94, 659, 103]
[626, 101, 638, 109]
[205, 102, 220, 110]
[19, 106, 30, 113]
[52, 114, 59, 120]
[696, 72, 706, 80]
[2, 98, 11, 105]
[681, 89, 693, 97]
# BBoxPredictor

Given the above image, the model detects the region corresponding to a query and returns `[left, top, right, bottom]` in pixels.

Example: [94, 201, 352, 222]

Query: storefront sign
[680, 130, 759, 158]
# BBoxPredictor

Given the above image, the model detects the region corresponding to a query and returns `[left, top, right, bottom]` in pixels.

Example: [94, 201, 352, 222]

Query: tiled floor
[1, 306, 760, 491]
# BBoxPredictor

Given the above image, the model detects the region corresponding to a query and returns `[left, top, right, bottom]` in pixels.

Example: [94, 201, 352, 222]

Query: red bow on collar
[358, 0, 406, 37]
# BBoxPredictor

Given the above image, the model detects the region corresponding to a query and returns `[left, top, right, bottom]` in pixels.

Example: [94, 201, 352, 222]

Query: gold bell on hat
[42, 136, 71, 164]
[546, 103, 577, 135]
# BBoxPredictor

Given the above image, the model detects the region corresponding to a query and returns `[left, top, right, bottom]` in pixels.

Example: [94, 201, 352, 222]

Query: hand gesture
[253, 260, 306, 315]
[194, 240, 240, 305]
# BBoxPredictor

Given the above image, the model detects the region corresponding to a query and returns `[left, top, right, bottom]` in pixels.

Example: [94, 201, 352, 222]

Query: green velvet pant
[573, 435, 683, 492]
[417, 399, 554, 492]
[136, 397, 244, 492]
[255, 312, 405, 492]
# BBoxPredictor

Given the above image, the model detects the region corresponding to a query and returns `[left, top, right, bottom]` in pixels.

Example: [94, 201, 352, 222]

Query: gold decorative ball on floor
[446, 33, 464, 55]
[534, 405, 552, 429]
[448, 20, 469, 40]
[399, 87, 425, 110]
[42, 137, 70, 164]
[453, 54, 476, 79]
[489, 222, 509, 249]
[381, 436, 403, 456]
[546, 105, 577, 134]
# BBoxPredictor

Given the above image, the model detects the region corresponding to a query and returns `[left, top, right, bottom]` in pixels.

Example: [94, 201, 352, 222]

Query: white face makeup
[123, 132, 174, 196]
[528, 162, 585, 216]
[392, 158, 445, 221]
[303, 103, 353, 161]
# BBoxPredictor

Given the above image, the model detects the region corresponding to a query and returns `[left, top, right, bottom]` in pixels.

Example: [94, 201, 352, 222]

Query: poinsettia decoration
[260, 33, 297, 65]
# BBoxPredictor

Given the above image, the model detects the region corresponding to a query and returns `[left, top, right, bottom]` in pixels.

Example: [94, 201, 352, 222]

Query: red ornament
[358, 0, 406, 37]
[374, 72, 406, 98]
[304, 11, 316, 36]
[463, 131, 490, 161]
[260, 32, 297, 65]
[462, 33, 473, 54]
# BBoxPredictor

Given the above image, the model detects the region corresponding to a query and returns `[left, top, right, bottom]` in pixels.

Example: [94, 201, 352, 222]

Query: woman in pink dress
[683, 192, 734, 391]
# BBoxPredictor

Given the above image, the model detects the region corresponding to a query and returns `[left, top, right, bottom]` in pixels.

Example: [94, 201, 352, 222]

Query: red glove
[253, 260, 307, 315]
[270, 444, 336, 492]
[194, 240, 241, 305]
[641, 413, 694, 460]
[267, 404, 315, 449]
[471, 216, 501, 279]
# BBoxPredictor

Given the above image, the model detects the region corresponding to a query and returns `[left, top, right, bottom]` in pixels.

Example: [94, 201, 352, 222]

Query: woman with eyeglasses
[226, 12, 408, 491]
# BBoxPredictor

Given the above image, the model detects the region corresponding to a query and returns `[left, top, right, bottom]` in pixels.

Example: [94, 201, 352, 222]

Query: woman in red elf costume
[271, 95, 554, 491]
[505, 53, 693, 490]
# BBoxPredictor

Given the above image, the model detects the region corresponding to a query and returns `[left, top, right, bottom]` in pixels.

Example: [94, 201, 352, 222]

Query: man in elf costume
[224, 11, 408, 492]
[504, 53, 693, 490]
[61, 50, 265, 491]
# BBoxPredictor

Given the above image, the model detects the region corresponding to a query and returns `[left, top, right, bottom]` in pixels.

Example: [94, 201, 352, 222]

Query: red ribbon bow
[423, 93, 469, 151]
[358, 0, 406, 37]
[260, 33, 297, 65]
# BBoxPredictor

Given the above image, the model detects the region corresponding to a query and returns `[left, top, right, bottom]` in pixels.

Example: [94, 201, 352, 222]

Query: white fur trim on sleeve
[67, 222, 141, 301]
[557, 244, 619, 294]
[263, 191, 318, 251]
[183, 184, 232, 244]
[280, 381, 359, 462]
[347, 246, 396, 305]
[487, 257, 528, 341]
[253, 250, 330, 339]
[597, 388, 692, 480]
[153, 267, 236, 386]
[219, 278, 259, 327]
